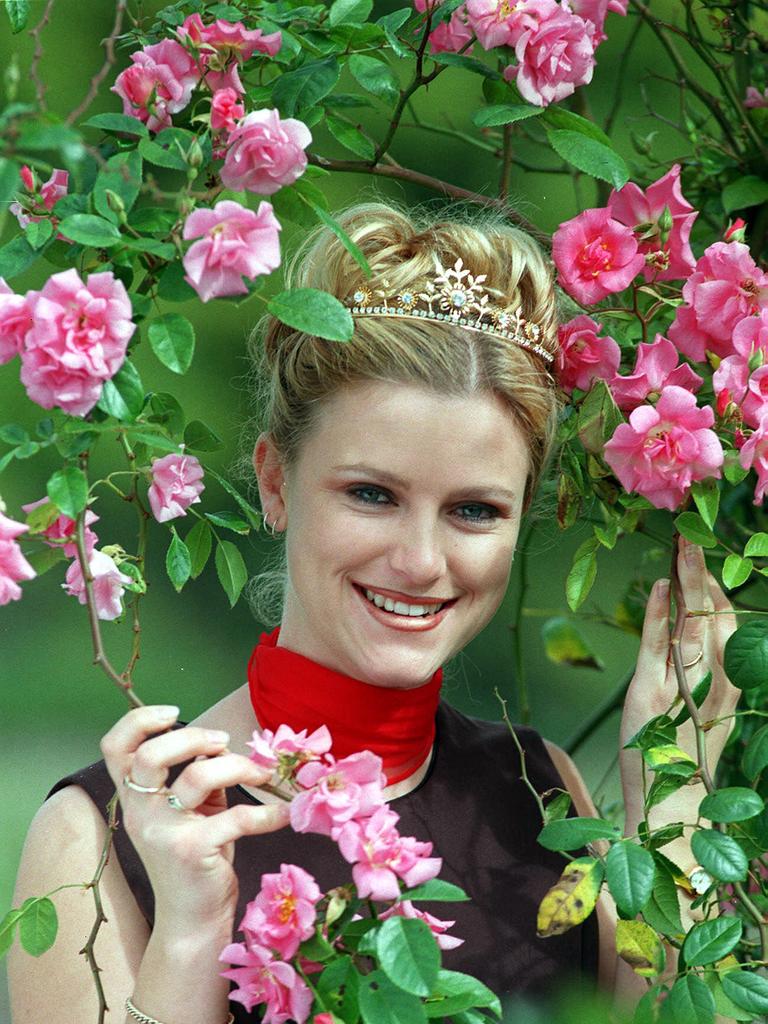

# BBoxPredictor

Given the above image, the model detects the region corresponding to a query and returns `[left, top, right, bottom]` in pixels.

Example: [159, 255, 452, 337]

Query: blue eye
[348, 485, 391, 505]
[456, 503, 498, 523]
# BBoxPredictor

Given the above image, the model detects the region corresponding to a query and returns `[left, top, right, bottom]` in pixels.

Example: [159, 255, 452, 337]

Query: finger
[203, 801, 291, 849]
[631, 578, 671, 690]
[172, 753, 273, 810]
[100, 704, 181, 788]
[128, 726, 232, 790]
[677, 538, 713, 661]
[708, 570, 738, 651]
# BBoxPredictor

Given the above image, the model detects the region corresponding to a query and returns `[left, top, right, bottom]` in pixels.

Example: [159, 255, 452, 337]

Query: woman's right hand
[100, 704, 290, 928]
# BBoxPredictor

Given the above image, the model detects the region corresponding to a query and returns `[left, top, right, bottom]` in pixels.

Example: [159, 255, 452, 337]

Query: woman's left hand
[619, 535, 739, 847]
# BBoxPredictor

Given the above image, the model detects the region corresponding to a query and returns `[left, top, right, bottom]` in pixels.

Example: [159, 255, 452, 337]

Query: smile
[352, 583, 457, 631]
[363, 588, 446, 618]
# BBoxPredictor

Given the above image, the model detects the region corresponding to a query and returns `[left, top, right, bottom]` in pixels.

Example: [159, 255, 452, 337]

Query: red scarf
[247, 628, 442, 785]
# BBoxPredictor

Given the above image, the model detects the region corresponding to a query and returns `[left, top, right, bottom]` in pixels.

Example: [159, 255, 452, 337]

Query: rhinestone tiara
[343, 256, 553, 364]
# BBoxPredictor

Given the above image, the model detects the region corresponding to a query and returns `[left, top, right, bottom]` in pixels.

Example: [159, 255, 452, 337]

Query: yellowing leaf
[616, 919, 666, 977]
[542, 617, 604, 669]
[643, 744, 697, 770]
[536, 857, 603, 938]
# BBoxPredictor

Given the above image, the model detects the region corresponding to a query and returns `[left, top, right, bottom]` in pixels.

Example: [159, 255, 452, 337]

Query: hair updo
[248, 200, 562, 516]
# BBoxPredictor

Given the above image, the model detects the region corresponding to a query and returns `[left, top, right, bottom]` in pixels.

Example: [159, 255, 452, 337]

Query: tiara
[343, 257, 553, 364]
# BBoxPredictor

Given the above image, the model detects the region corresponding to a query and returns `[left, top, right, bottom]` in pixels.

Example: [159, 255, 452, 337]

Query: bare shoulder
[542, 739, 599, 818]
[8, 785, 150, 1021]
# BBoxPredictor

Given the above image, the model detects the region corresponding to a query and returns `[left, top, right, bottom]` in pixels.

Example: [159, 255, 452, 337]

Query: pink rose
[465, 0, 538, 50]
[744, 86, 768, 109]
[10, 167, 69, 230]
[147, 452, 205, 523]
[609, 334, 703, 413]
[556, 314, 620, 394]
[607, 165, 697, 281]
[290, 750, 386, 836]
[0, 279, 32, 365]
[112, 39, 201, 132]
[502, 0, 595, 107]
[62, 548, 132, 620]
[220, 109, 312, 195]
[0, 511, 36, 606]
[19, 269, 135, 417]
[21, 496, 99, 558]
[182, 199, 281, 302]
[742, 366, 768, 429]
[570, 0, 626, 43]
[712, 310, 768, 412]
[242, 864, 321, 960]
[220, 941, 313, 1024]
[380, 900, 464, 950]
[553, 207, 645, 305]
[210, 87, 244, 133]
[740, 413, 768, 504]
[668, 242, 768, 363]
[603, 385, 724, 510]
[413, 0, 473, 53]
[179, 14, 281, 93]
[247, 723, 332, 773]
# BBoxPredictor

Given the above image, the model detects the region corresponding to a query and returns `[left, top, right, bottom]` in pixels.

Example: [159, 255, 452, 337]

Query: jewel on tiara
[344, 257, 553, 364]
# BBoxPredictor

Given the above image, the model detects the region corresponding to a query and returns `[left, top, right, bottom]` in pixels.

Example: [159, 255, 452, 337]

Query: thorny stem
[66, 0, 127, 125]
[79, 792, 119, 1024]
[495, 687, 547, 822]
[28, 0, 56, 110]
[118, 431, 150, 683]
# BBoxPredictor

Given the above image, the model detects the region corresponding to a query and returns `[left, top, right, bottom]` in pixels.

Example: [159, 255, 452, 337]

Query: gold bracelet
[125, 996, 234, 1024]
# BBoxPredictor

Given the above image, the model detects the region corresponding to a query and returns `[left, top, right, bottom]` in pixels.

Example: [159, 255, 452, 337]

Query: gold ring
[123, 775, 168, 795]
[683, 649, 704, 669]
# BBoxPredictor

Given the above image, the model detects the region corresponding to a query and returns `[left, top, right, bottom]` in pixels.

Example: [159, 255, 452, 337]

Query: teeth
[364, 588, 445, 617]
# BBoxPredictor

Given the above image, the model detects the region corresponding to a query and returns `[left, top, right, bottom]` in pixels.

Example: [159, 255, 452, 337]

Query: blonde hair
[235, 200, 563, 622]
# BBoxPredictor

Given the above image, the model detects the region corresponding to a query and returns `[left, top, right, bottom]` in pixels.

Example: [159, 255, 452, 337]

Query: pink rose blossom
[414, 0, 473, 53]
[603, 385, 724, 510]
[465, 0, 538, 50]
[712, 310, 768, 413]
[380, 900, 464, 950]
[220, 109, 312, 195]
[19, 165, 35, 191]
[112, 39, 201, 132]
[744, 86, 768, 109]
[556, 314, 620, 394]
[607, 165, 697, 281]
[668, 242, 768, 363]
[182, 199, 281, 302]
[0, 279, 32, 365]
[179, 14, 281, 93]
[19, 269, 135, 417]
[742, 366, 768, 428]
[62, 548, 132, 620]
[740, 413, 768, 504]
[553, 207, 645, 305]
[211, 87, 244, 133]
[570, 0, 625, 43]
[242, 864, 321, 960]
[220, 941, 313, 1023]
[247, 724, 332, 772]
[609, 334, 703, 413]
[290, 750, 386, 836]
[10, 167, 69, 230]
[20, 496, 99, 558]
[501, 0, 595, 107]
[0, 511, 36, 606]
[147, 452, 205, 523]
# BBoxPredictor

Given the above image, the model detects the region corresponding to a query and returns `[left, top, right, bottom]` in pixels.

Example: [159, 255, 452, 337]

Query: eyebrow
[331, 463, 519, 503]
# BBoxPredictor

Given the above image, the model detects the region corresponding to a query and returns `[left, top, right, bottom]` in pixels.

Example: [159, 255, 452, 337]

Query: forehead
[295, 381, 530, 491]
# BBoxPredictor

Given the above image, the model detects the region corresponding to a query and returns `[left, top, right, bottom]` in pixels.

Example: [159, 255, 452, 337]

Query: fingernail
[657, 579, 670, 598]
[156, 705, 180, 721]
[206, 730, 230, 745]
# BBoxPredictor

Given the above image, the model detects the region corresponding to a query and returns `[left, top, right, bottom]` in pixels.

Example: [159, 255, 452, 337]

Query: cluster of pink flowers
[10, 166, 69, 234]
[222, 724, 455, 1022]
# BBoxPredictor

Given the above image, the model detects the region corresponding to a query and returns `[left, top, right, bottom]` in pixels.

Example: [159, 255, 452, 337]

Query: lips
[352, 583, 457, 632]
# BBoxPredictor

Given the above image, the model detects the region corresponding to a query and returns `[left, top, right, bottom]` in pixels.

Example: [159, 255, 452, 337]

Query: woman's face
[257, 381, 531, 689]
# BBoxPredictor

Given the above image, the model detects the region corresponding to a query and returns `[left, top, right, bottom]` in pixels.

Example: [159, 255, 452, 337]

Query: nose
[386, 510, 447, 587]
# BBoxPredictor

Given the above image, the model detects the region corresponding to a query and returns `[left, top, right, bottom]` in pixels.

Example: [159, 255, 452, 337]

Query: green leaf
[721, 970, 768, 1014]
[538, 816, 620, 851]
[358, 969, 427, 1024]
[0, 423, 28, 445]
[94, 150, 142, 223]
[723, 450, 749, 485]
[57, 214, 122, 248]
[615, 919, 665, 977]
[643, 744, 697, 777]
[203, 467, 262, 530]
[541, 617, 603, 669]
[184, 420, 224, 452]
[742, 723, 768, 780]
[543, 791, 572, 825]
[666, 974, 715, 1024]
[699, 787, 764, 823]
[724, 619, 768, 691]
[376, 7, 412, 57]
[46, 466, 88, 519]
[674, 511, 717, 548]
[119, 560, 147, 595]
[690, 830, 748, 883]
[272, 57, 341, 117]
[25, 219, 53, 249]
[399, 879, 469, 902]
[147, 314, 196, 375]
[148, 391, 186, 436]
[123, 430, 181, 455]
[215, 539, 247, 607]
[329, 0, 373, 26]
[682, 917, 743, 967]
[541, 107, 613, 145]
[702, 969, 754, 1021]
[185, 519, 213, 579]
[472, 104, 543, 127]
[545, 130, 630, 189]
[83, 112, 149, 137]
[326, 113, 376, 161]
[156, 260, 198, 303]
[166, 527, 191, 592]
[578, 378, 623, 453]
[430, 52, 500, 80]
[138, 132, 191, 171]
[348, 54, 400, 102]
[671, 671, 712, 727]
[605, 841, 655, 918]
[299, 197, 372, 278]
[376, 917, 439, 997]
[205, 510, 250, 534]
[0, 908, 23, 956]
[18, 897, 58, 957]
[722, 553, 753, 590]
[645, 773, 688, 811]
[745, 532, 768, 559]
[267, 288, 354, 342]
[641, 859, 682, 935]
[316, 956, 360, 1021]
[565, 538, 598, 612]
[5, 0, 29, 32]
[722, 175, 768, 215]
[97, 360, 145, 422]
[425, 969, 501, 1018]
[0, 236, 39, 279]
[691, 479, 720, 531]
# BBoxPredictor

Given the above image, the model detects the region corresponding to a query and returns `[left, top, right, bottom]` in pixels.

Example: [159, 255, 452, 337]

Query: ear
[253, 433, 287, 530]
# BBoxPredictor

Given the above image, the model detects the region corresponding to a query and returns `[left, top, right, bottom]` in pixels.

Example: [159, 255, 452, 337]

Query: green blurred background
[0, 0, 690, 1015]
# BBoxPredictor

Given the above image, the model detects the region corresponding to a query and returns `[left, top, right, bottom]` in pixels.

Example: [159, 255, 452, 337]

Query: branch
[67, 0, 128, 125]
[79, 792, 119, 1024]
[28, 0, 56, 110]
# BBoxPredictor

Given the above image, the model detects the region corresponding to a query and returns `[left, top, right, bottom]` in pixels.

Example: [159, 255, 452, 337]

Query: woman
[8, 203, 737, 1023]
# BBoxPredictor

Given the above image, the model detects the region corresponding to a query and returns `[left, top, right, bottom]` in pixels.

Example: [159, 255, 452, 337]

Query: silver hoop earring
[264, 514, 278, 537]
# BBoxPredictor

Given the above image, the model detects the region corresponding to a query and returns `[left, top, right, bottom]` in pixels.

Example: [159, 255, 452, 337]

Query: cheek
[461, 539, 516, 602]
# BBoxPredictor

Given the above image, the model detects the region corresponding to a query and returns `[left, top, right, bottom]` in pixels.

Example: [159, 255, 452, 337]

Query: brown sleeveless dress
[47, 701, 599, 1018]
